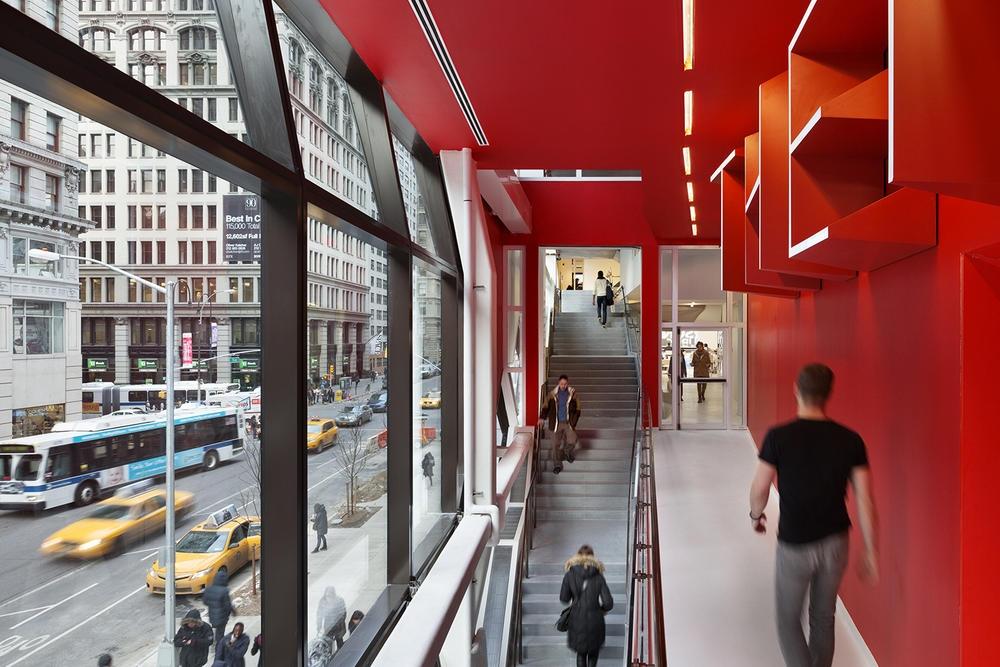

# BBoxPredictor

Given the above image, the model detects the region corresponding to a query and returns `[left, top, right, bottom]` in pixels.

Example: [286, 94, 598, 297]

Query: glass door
[677, 327, 728, 429]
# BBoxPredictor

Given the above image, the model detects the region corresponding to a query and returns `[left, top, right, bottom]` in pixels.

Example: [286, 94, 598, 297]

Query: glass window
[677, 248, 724, 323]
[10, 97, 27, 139]
[392, 136, 435, 254]
[46, 113, 61, 151]
[44, 174, 60, 210]
[9, 164, 26, 203]
[12, 300, 64, 355]
[412, 257, 446, 563]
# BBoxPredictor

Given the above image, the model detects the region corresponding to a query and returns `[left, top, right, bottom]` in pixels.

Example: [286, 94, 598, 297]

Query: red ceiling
[320, 0, 811, 241]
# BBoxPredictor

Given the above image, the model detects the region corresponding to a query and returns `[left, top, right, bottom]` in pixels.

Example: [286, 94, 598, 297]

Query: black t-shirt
[759, 418, 869, 544]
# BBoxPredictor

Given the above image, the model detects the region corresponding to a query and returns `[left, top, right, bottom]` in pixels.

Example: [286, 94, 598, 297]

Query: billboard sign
[181, 333, 193, 367]
[223, 194, 262, 262]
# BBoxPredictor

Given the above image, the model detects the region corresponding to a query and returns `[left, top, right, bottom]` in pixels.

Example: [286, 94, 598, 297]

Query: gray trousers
[775, 531, 849, 667]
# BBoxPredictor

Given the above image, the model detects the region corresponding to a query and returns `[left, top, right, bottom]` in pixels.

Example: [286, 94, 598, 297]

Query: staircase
[519, 291, 636, 666]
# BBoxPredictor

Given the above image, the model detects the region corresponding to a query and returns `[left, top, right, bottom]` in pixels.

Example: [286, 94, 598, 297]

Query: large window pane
[677, 248, 724, 322]
[274, 6, 379, 220]
[393, 136, 435, 253]
[305, 215, 387, 661]
[413, 257, 447, 565]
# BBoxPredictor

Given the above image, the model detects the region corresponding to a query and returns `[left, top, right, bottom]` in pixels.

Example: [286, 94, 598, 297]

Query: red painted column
[641, 240, 660, 427]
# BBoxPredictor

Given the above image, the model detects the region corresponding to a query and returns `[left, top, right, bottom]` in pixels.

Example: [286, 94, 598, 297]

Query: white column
[114, 317, 130, 384]
[215, 317, 232, 383]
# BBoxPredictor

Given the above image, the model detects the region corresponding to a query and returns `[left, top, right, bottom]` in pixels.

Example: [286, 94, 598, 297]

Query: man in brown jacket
[539, 374, 581, 474]
[692, 342, 713, 403]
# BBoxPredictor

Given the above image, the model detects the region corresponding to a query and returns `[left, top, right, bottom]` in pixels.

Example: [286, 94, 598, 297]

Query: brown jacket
[692, 348, 712, 378]
[540, 387, 581, 431]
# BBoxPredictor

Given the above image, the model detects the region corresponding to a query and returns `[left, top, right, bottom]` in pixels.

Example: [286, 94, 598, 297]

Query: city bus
[82, 382, 242, 416]
[0, 405, 244, 512]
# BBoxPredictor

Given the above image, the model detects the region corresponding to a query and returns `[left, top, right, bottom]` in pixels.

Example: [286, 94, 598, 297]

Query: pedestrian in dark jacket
[203, 569, 233, 646]
[560, 545, 614, 667]
[317, 586, 347, 650]
[213, 621, 250, 667]
[539, 375, 582, 474]
[174, 609, 215, 667]
[311, 503, 328, 552]
[348, 610, 364, 635]
[250, 634, 262, 659]
[421, 452, 435, 486]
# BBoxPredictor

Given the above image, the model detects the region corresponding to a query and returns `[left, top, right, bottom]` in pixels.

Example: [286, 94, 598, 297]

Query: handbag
[605, 282, 615, 304]
[555, 579, 587, 632]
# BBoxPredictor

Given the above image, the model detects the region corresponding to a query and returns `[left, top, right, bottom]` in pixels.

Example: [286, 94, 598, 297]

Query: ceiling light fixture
[691, 223, 698, 236]
[682, 0, 695, 70]
[684, 90, 693, 136]
[682, 146, 692, 176]
[686, 181, 694, 203]
[689, 206, 697, 222]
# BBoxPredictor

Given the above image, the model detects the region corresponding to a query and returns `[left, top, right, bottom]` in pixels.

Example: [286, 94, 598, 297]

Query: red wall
[500, 180, 678, 425]
[747, 196, 1000, 666]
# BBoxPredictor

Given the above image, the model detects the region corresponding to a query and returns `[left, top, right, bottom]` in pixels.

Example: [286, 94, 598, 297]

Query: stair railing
[624, 399, 667, 666]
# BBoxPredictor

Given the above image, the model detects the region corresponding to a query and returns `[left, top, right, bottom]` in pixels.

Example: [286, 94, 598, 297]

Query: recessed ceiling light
[682, 146, 692, 176]
[689, 205, 697, 222]
[684, 90, 693, 136]
[683, 0, 695, 70]
[686, 181, 694, 203]
[691, 223, 698, 236]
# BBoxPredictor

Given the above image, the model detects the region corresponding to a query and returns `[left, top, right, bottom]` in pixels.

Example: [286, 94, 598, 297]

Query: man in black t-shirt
[749, 363, 879, 667]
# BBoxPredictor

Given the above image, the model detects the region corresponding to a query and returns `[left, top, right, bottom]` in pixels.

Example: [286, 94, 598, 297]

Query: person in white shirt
[593, 271, 610, 327]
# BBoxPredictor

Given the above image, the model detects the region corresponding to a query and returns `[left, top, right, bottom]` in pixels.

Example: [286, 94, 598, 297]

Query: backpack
[605, 281, 615, 304]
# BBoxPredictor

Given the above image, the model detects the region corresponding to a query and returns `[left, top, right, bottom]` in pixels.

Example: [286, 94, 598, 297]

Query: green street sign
[240, 358, 258, 370]
[86, 358, 108, 371]
[137, 358, 158, 371]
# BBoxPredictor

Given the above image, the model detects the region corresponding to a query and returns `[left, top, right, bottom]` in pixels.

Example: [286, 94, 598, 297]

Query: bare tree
[237, 423, 262, 518]
[336, 424, 375, 517]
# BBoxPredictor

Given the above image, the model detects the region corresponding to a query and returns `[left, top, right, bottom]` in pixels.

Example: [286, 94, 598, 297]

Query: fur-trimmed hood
[564, 553, 605, 574]
[549, 386, 576, 400]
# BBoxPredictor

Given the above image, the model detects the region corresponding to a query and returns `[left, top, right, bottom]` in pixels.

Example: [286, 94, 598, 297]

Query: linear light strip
[682, 0, 695, 70]
[682, 146, 692, 176]
[408, 0, 489, 146]
[684, 90, 693, 136]
[686, 181, 694, 203]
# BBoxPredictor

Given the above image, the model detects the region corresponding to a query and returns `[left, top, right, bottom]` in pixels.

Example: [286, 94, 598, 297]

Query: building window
[141, 205, 153, 229]
[242, 277, 253, 302]
[89, 205, 102, 228]
[191, 241, 203, 264]
[90, 170, 102, 193]
[141, 169, 153, 194]
[127, 241, 137, 264]
[157, 205, 166, 229]
[179, 61, 217, 86]
[90, 277, 102, 303]
[141, 240, 152, 265]
[12, 300, 64, 355]
[128, 27, 163, 52]
[179, 26, 216, 50]
[207, 204, 216, 229]
[46, 113, 61, 152]
[178, 205, 188, 229]
[106, 241, 115, 264]
[44, 0, 60, 32]
[44, 174, 60, 210]
[229, 277, 238, 300]
[106, 169, 115, 193]
[288, 40, 303, 98]
[192, 205, 203, 229]
[228, 98, 238, 122]
[106, 205, 116, 229]
[80, 27, 113, 53]
[156, 169, 166, 193]
[9, 164, 26, 203]
[156, 240, 165, 264]
[129, 62, 166, 86]
[178, 170, 187, 193]
[192, 169, 203, 193]
[105, 278, 116, 303]
[178, 241, 187, 264]
[90, 240, 102, 262]
[10, 98, 27, 140]
[128, 205, 137, 229]
[207, 240, 216, 264]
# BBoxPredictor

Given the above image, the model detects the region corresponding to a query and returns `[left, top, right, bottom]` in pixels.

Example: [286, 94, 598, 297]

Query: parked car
[420, 391, 442, 409]
[335, 405, 373, 427]
[367, 391, 388, 413]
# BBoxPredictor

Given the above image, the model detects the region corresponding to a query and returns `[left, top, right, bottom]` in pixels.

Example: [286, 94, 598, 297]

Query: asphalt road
[0, 377, 442, 666]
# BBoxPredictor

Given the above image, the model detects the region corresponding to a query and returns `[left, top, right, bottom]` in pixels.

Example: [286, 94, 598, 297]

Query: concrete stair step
[536, 483, 629, 496]
[536, 458, 630, 471]
[521, 635, 624, 660]
[541, 470, 631, 483]
[536, 509, 629, 522]
[535, 494, 629, 509]
[528, 561, 628, 577]
[538, 449, 630, 461]
[520, 658, 621, 667]
[522, 576, 627, 596]
[521, 614, 627, 636]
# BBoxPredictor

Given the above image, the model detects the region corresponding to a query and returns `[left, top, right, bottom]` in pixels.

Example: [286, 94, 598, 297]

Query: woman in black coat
[560, 545, 614, 667]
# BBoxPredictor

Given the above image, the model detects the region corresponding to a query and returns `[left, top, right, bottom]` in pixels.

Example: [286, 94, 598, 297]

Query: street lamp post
[28, 249, 179, 667]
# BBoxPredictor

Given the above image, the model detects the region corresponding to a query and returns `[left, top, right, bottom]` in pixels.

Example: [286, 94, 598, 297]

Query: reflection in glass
[661, 328, 674, 425]
[393, 136, 435, 253]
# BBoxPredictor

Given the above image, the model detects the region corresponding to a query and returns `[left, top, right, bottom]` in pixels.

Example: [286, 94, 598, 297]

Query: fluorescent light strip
[408, 0, 489, 146]
[684, 90, 693, 136]
[689, 205, 697, 222]
[682, 0, 695, 70]
[682, 146, 692, 176]
[691, 223, 698, 236]
[686, 181, 694, 203]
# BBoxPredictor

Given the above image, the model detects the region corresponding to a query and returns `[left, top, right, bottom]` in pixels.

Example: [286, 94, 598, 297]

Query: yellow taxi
[40, 485, 194, 560]
[146, 505, 258, 595]
[247, 518, 261, 562]
[306, 418, 339, 453]
[420, 391, 442, 409]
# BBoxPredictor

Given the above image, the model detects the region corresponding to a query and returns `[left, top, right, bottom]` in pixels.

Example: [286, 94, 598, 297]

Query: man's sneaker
[567, 452, 576, 463]
[553, 465, 563, 474]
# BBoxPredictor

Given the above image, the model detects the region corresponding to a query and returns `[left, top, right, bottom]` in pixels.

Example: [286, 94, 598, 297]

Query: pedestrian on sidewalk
[213, 621, 250, 667]
[749, 363, 879, 667]
[539, 374, 581, 475]
[204, 569, 234, 647]
[317, 586, 348, 651]
[174, 609, 215, 667]
[593, 271, 610, 327]
[250, 634, 262, 659]
[692, 341, 712, 403]
[422, 451, 435, 486]
[97, 654, 113, 667]
[311, 503, 329, 552]
[560, 545, 614, 667]
[348, 610, 365, 635]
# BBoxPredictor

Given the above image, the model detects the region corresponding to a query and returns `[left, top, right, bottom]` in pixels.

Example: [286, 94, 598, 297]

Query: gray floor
[654, 429, 879, 667]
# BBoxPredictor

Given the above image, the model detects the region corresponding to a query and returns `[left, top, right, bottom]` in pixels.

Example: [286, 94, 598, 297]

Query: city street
[0, 378, 443, 666]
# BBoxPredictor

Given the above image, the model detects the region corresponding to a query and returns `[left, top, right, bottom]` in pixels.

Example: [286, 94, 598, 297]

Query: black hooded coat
[174, 609, 215, 667]
[203, 569, 233, 627]
[559, 554, 614, 654]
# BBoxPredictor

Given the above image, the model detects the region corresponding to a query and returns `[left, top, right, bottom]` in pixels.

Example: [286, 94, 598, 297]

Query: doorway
[659, 247, 745, 429]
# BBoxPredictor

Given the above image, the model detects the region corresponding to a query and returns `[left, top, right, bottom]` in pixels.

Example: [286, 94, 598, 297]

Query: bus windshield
[88, 504, 132, 520]
[176, 530, 228, 553]
[14, 455, 42, 481]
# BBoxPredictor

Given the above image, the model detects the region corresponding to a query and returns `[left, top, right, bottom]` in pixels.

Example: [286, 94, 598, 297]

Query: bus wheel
[203, 451, 220, 471]
[74, 481, 99, 507]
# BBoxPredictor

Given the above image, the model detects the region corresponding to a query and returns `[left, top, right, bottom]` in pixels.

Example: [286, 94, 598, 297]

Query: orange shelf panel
[790, 188, 937, 272]
[758, 73, 844, 284]
[713, 150, 799, 298]
[791, 70, 888, 159]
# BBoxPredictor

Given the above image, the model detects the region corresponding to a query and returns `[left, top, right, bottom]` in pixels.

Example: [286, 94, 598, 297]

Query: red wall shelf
[787, 0, 936, 272]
